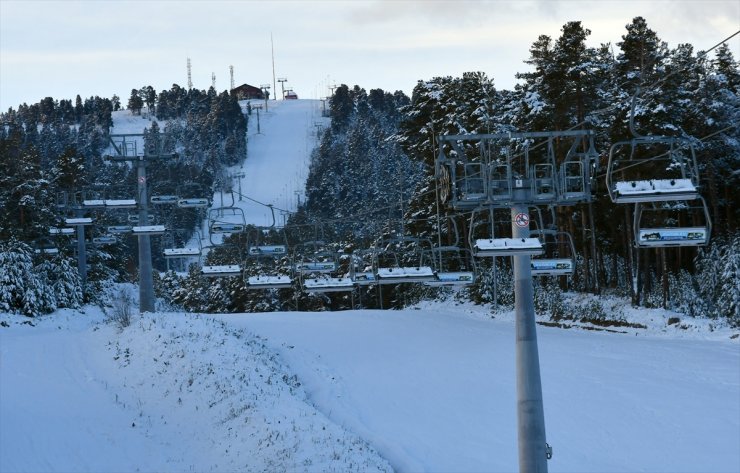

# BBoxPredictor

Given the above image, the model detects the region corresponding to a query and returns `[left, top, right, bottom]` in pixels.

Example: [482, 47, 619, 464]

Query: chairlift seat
[164, 248, 201, 258]
[105, 199, 137, 208]
[65, 217, 93, 226]
[424, 271, 475, 287]
[473, 238, 544, 257]
[131, 225, 166, 235]
[49, 227, 75, 235]
[636, 227, 709, 248]
[248, 245, 287, 257]
[150, 195, 180, 205]
[295, 261, 336, 273]
[246, 275, 292, 289]
[201, 265, 242, 277]
[351, 272, 377, 286]
[34, 247, 59, 255]
[303, 277, 354, 293]
[531, 258, 574, 276]
[376, 266, 435, 284]
[92, 236, 117, 245]
[613, 179, 698, 203]
[107, 225, 133, 234]
[82, 200, 106, 208]
[210, 223, 245, 233]
[177, 198, 209, 208]
[128, 214, 155, 224]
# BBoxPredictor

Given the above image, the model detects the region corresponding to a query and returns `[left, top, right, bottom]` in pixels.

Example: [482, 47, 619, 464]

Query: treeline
[281, 17, 739, 322]
[0, 84, 248, 313]
[393, 18, 739, 318]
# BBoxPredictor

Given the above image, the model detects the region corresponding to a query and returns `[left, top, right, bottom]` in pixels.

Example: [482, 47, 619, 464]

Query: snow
[474, 237, 544, 256]
[4, 91, 737, 473]
[106, 225, 132, 234]
[64, 217, 93, 225]
[302, 277, 354, 291]
[376, 266, 435, 282]
[2, 301, 738, 472]
[131, 225, 166, 235]
[228, 99, 327, 227]
[48, 227, 74, 235]
[103, 199, 137, 208]
[295, 262, 337, 273]
[615, 178, 696, 195]
[247, 275, 292, 288]
[163, 248, 201, 257]
[200, 265, 241, 277]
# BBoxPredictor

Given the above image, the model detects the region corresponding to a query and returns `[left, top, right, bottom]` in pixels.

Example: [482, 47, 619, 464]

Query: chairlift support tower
[104, 133, 177, 313]
[437, 129, 598, 472]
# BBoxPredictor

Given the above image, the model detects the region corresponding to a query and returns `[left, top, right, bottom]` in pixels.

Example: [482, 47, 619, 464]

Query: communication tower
[187, 58, 192, 90]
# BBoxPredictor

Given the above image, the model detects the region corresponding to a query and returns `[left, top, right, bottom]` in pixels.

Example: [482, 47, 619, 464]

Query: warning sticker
[514, 213, 530, 228]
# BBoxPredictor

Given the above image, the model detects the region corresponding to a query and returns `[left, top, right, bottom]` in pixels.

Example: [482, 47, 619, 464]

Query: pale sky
[1, 0, 738, 111]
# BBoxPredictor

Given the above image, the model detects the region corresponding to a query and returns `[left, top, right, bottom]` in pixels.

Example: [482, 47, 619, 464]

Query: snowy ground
[2, 295, 738, 473]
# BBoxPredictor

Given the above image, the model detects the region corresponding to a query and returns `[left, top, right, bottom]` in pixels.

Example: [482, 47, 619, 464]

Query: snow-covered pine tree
[45, 254, 83, 309]
[0, 239, 55, 316]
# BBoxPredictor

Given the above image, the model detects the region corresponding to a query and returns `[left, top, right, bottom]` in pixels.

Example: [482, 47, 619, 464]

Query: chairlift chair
[208, 207, 246, 238]
[201, 264, 242, 278]
[243, 227, 293, 289]
[107, 225, 133, 234]
[373, 236, 436, 285]
[80, 188, 106, 209]
[200, 241, 243, 278]
[530, 230, 576, 276]
[467, 207, 544, 258]
[424, 245, 477, 287]
[131, 225, 166, 236]
[293, 241, 354, 293]
[32, 237, 60, 255]
[150, 195, 180, 205]
[633, 198, 711, 248]
[91, 224, 118, 246]
[49, 227, 75, 236]
[163, 229, 202, 259]
[345, 249, 376, 286]
[246, 275, 293, 289]
[177, 182, 210, 208]
[65, 217, 94, 226]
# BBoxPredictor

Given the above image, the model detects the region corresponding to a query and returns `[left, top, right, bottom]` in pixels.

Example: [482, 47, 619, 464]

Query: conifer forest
[1, 18, 738, 325]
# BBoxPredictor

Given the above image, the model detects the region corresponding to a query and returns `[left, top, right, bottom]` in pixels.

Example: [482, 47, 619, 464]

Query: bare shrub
[109, 288, 134, 329]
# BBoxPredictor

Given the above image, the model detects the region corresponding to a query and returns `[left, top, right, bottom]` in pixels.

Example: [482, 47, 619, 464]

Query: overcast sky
[1, 0, 738, 111]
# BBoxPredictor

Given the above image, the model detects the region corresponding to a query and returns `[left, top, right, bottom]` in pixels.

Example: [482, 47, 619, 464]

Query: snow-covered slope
[0, 306, 391, 473]
[1, 299, 738, 472]
[234, 99, 326, 226]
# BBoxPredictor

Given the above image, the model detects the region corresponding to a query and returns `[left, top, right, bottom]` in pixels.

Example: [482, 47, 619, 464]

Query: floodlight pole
[511, 187, 548, 473]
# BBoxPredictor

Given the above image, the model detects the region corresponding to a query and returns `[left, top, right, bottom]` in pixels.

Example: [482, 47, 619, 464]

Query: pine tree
[127, 89, 144, 115]
[0, 239, 54, 316]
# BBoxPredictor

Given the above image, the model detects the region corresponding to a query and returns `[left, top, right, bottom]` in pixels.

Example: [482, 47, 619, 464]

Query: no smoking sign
[514, 212, 530, 228]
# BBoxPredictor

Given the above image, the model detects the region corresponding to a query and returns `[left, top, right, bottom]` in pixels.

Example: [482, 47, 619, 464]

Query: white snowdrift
[1, 298, 738, 473]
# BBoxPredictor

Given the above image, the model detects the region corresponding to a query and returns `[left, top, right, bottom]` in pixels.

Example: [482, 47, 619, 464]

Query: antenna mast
[230, 65, 235, 91]
[271, 32, 277, 100]
[211, 72, 216, 89]
[187, 58, 193, 90]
